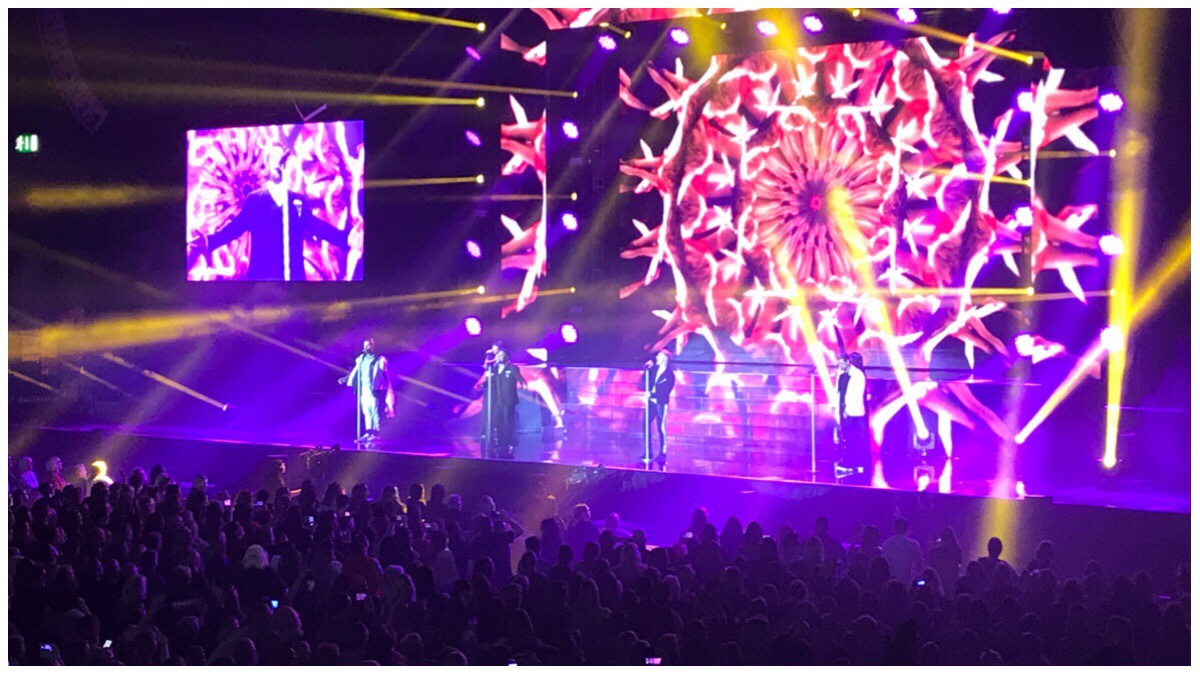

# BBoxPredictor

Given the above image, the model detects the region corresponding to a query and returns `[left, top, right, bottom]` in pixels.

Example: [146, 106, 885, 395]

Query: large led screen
[186, 120, 364, 281]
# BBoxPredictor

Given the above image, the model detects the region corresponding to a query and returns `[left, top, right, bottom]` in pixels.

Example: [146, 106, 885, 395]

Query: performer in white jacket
[338, 338, 395, 441]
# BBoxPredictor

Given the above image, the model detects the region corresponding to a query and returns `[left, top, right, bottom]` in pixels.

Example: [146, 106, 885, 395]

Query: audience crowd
[8, 457, 1191, 666]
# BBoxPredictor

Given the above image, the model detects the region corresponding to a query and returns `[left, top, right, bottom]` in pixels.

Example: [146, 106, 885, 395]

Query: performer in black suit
[487, 349, 525, 459]
[645, 349, 676, 470]
[187, 148, 350, 280]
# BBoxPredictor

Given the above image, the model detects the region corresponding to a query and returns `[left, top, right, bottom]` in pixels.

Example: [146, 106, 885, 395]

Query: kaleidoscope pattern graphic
[616, 36, 1110, 444]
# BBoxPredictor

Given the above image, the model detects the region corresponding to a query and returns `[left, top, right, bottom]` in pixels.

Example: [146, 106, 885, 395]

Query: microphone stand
[643, 364, 652, 468]
[484, 357, 495, 459]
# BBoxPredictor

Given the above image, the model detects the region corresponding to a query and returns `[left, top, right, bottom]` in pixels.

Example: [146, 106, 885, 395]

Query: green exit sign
[15, 134, 39, 153]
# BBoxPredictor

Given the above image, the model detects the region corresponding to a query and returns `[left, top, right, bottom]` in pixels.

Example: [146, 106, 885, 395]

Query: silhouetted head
[987, 537, 1003, 558]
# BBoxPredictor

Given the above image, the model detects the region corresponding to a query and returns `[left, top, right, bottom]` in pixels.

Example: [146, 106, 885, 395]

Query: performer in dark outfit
[645, 349, 676, 470]
[836, 352, 870, 485]
[187, 148, 350, 280]
[486, 350, 525, 460]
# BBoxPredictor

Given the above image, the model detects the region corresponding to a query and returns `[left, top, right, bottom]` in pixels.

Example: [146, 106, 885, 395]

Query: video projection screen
[185, 120, 364, 281]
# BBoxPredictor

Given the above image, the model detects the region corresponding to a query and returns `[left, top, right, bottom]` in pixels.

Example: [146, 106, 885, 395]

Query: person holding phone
[341, 532, 383, 599]
[233, 544, 286, 606]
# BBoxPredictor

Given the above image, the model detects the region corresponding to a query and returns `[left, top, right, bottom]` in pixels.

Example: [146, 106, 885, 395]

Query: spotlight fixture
[475, 97, 485, 108]
[1100, 326, 1124, 353]
[1016, 91, 1034, 112]
[668, 27, 690, 45]
[561, 120, 580, 140]
[465, 240, 482, 258]
[1014, 334, 1035, 357]
[802, 14, 824, 33]
[561, 212, 579, 231]
[464, 130, 482, 147]
[475, 174, 485, 184]
[476, 22, 486, 32]
[896, 7, 917, 24]
[1099, 234, 1124, 256]
[756, 19, 778, 36]
[597, 34, 617, 51]
[1014, 206, 1034, 228]
[993, 7, 1013, 15]
[1098, 91, 1125, 113]
[464, 316, 482, 336]
[560, 323, 579, 344]
[465, 46, 482, 61]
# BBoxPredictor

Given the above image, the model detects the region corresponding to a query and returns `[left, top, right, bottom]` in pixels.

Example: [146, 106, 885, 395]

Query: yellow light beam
[375, 193, 578, 204]
[1025, 149, 1118, 159]
[403, 286, 578, 311]
[1129, 230, 1190, 323]
[367, 176, 484, 188]
[790, 289, 840, 405]
[232, 325, 470, 404]
[73, 81, 484, 107]
[100, 353, 228, 410]
[1015, 338, 1111, 444]
[22, 184, 183, 212]
[925, 166, 1031, 187]
[10, 308, 288, 360]
[1105, 8, 1164, 470]
[1011, 291, 1113, 302]
[978, 487, 1020, 564]
[8, 292, 466, 359]
[11, 238, 172, 301]
[62, 361, 130, 397]
[333, 8, 485, 32]
[373, 77, 573, 99]
[11, 306, 221, 409]
[36, 47, 576, 99]
[816, 288, 1111, 301]
[9, 287, 490, 360]
[827, 187, 930, 439]
[9, 369, 59, 393]
[91, 342, 215, 462]
[850, 8, 1036, 64]
[10, 243, 472, 405]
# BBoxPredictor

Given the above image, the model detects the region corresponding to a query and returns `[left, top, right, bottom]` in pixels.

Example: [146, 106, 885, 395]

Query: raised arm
[338, 356, 361, 386]
[206, 193, 261, 251]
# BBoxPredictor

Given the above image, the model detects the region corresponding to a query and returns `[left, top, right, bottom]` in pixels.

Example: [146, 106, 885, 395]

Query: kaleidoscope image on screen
[610, 37, 1111, 449]
[185, 120, 364, 281]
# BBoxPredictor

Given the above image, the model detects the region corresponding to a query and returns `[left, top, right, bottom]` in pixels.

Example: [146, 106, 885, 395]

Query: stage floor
[21, 422, 1190, 515]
